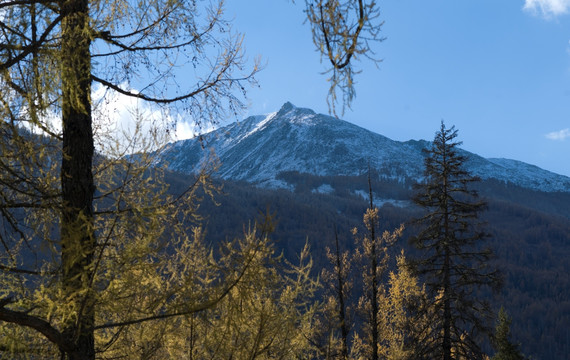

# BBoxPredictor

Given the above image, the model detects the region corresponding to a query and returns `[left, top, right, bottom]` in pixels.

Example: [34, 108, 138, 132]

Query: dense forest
[184, 168, 570, 359]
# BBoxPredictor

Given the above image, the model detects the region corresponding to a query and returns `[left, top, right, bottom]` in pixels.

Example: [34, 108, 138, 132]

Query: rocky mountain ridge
[155, 102, 570, 193]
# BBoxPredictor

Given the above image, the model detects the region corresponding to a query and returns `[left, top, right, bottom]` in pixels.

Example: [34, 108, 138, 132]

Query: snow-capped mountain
[155, 102, 570, 193]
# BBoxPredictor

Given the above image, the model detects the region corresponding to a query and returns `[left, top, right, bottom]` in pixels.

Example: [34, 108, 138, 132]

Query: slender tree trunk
[334, 229, 349, 360]
[60, 0, 95, 358]
[371, 243, 379, 360]
[442, 163, 451, 360]
[368, 175, 379, 360]
[443, 248, 451, 360]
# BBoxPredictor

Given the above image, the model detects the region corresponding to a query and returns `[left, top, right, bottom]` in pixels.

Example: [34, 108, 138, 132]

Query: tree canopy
[491, 307, 527, 360]
[0, 0, 384, 358]
[410, 122, 501, 360]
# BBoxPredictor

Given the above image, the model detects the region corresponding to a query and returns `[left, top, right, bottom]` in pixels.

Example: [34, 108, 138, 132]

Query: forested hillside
[175, 170, 570, 359]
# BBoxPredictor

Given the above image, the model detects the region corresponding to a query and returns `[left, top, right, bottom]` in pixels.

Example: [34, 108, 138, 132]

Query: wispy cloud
[24, 84, 215, 155]
[523, 0, 570, 17]
[545, 128, 570, 140]
[91, 84, 214, 155]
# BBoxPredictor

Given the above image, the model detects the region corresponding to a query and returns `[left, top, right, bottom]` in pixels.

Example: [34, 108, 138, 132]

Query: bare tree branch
[0, 299, 76, 355]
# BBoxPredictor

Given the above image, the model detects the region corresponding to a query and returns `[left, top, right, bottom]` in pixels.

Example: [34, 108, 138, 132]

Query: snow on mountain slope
[485, 158, 570, 192]
[155, 102, 570, 193]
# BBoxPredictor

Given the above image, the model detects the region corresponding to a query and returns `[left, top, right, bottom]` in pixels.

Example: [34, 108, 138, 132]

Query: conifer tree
[317, 176, 435, 360]
[410, 122, 501, 360]
[303, 0, 384, 115]
[0, 1, 257, 357]
[377, 250, 430, 360]
[351, 178, 403, 360]
[491, 307, 526, 360]
[320, 227, 353, 359]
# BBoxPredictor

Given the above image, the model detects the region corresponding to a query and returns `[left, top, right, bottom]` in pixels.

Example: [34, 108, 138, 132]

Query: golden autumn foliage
[317, 186, 431, 360]
[0, 0, 384, 356]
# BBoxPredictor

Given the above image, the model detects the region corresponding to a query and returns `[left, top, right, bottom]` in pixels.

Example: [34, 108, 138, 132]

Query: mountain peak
[274, 101, 317, 123]
[276, 101, 296, 116]
[280, 101, 295, 110]
[156, 103, 570, 193]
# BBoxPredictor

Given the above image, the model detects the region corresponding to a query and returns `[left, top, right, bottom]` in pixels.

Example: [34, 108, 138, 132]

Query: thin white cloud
[523, 0, 570, 17]
[173, 117, 216, 142]
[92, 84, 170, 155]
[22, 84, 211, 156]
[92, 84, 215, 155]
[545, 128, 570, 140]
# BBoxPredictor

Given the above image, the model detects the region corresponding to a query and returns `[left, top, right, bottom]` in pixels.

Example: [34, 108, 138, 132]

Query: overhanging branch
[0, 299, 76, 355]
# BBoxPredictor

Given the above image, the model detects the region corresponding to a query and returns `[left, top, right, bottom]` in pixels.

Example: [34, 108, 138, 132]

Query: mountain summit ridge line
[155, 102, 570, 193]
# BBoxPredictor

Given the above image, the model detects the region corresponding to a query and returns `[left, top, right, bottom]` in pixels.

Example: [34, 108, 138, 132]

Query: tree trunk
[443, 248, 451, 360]
[334, 229, 349, 360]
[442, 144, 452, 360]
[371, 242, 379, 360]
[60, 0, 95, 358]
[368, 170, 379, 360]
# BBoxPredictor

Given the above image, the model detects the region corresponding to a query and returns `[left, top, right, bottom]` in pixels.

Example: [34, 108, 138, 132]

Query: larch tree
[98, 225, 321, 359]
[303, 0, 384, 116]
[0, 0, 384, 359]
[319, 227, 353, 359]
[0, 1, 259, 358]
[410, 122, 501, 360]
[376, 250, 430, 360]
[186, 235, 321, 359]
[350, 180, 403, 360]
[317, 176, 428, 360]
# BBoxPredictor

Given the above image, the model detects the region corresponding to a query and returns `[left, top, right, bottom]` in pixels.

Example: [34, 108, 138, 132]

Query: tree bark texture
[60, 0, 95, 358]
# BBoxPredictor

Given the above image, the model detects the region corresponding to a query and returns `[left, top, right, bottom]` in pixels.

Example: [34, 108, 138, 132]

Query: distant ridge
[155, 102, 570, 193]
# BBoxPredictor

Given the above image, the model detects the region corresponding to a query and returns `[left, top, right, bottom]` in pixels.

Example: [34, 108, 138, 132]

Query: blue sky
[220, 0, 570, 176]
